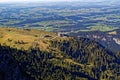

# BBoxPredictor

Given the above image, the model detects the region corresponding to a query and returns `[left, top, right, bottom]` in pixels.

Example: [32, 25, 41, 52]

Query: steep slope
[69, 30, 120, 52]
[0, 46, 32, 80]
[0, 28, 119, 80]
[50, 37, 120, 79]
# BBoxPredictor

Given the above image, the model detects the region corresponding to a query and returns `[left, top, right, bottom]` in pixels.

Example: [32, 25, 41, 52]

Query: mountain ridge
[0, 28, 119, 80]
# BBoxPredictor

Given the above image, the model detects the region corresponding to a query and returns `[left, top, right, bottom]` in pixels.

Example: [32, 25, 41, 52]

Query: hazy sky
[0, 0, 106, 3]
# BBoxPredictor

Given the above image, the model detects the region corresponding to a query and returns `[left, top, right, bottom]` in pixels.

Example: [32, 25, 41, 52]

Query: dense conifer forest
[0, 36, 119, 80]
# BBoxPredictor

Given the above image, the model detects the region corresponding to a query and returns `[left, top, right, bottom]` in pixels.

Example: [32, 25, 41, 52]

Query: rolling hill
[0, 28, 119, 80]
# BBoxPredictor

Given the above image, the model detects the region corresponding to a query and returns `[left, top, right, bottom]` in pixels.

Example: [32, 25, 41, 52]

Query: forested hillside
[0, 28, 119, 80]
[69, 29, 120, 52]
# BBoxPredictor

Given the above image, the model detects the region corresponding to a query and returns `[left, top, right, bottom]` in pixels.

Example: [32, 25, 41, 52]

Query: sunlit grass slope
[0, 27, 57, 51]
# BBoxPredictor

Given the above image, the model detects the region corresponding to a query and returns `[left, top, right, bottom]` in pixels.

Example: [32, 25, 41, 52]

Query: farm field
[0, 2, 120, 32]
